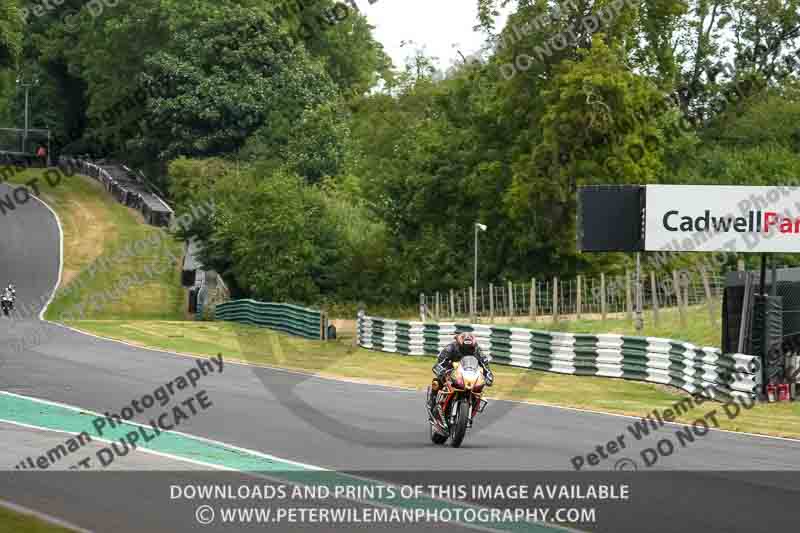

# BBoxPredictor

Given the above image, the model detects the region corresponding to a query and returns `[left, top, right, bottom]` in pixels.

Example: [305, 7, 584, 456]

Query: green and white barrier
[357, 315, 761, 400]
[215, 300, 329, 340]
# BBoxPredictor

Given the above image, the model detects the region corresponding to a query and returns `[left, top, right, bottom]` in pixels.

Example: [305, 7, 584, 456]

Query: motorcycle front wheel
[449, 399, 469, 448]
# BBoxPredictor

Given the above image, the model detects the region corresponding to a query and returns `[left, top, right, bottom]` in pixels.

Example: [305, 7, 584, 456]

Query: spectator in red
[36, 145, 47, 167]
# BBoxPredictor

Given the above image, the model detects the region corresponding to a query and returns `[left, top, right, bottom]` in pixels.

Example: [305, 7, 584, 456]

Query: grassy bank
[4, 167, 185, 320]
[530, 305, 720, 348]
[0, 505, 77, 533]
[69, 319, 800, 439]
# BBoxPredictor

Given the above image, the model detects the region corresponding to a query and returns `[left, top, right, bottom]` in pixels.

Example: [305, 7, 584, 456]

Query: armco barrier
[357, 315, 761, 401]
[58, 157, 173, 227]
[215, 300, 329, 340]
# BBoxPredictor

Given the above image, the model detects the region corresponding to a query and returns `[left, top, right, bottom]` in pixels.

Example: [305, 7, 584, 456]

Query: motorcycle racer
[1, 284, 15, 317]
[427, 332, 493, 416]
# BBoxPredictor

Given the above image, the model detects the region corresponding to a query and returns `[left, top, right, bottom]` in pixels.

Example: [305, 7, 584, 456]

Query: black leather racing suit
[428, 342, 493, 412]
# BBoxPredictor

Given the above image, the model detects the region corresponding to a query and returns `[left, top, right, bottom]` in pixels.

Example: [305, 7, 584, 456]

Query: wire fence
[0, 127, 50, 156]
[420, 269, 724, 326]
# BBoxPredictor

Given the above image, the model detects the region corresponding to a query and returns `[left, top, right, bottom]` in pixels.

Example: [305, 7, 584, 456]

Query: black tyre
[450, 399, 469, 448]
[430, 424, 447, 445]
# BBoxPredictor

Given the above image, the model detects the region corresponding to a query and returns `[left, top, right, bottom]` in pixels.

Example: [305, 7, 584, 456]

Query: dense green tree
[4, 0, 800, 307]
[0, 0, 21, 69]
[170, 157, 392, 303]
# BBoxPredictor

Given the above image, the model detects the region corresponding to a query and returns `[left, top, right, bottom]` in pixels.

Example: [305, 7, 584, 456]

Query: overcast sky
[355, 0, 512, 71]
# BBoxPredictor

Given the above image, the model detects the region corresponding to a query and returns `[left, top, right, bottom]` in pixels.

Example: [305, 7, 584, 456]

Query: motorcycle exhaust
[477, 399, 488, 413]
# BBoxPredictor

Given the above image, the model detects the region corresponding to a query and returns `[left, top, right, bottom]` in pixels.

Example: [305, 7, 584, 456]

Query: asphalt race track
[1, 183, 799, 532]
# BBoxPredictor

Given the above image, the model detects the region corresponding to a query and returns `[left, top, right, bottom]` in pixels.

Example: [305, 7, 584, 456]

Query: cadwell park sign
[577, 184, 800, 254]
[645, 185, 800, 254]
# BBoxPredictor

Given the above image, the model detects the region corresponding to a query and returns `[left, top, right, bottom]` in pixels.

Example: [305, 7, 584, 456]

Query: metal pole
[771, 262, 777, 297]
[24, 86, 29, 153]
[24, 87, 29, 131]
[635, 253, 643, 331]
[473, 225, 478, 322]
[759, 254, 767, 295]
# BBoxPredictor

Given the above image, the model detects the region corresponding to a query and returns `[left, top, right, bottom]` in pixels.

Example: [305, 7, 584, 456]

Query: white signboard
[645, 185, 800, 253]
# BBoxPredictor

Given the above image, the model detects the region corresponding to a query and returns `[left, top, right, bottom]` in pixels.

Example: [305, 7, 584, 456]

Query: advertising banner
[645, 185, 800, 253]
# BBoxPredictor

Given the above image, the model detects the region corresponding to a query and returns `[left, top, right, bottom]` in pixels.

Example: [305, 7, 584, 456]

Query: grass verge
[4, 167, 185, 320]
[68, 319, 800, 440]
[528, 305, 721, 347]
[0, 505, 77, 533]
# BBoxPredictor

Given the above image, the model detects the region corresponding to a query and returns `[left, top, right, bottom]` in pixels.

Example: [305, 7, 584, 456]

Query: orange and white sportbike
[426, 355, 488, 447]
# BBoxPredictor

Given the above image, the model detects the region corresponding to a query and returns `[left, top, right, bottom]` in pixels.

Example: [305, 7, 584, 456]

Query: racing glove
[433, 361, 447, 379]
[485, 369, 494, 387]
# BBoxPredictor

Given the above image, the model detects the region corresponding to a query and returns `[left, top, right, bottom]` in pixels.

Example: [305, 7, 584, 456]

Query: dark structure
[577, 185, 644, 252]
[722, 268, 800, 386]
[58, 157, 173, 227]
[182, 238, 201, 287]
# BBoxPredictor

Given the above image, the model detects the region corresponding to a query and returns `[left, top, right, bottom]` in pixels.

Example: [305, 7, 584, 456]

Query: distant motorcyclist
[428, 333, 493, 416]
[1, 284, 15, 316]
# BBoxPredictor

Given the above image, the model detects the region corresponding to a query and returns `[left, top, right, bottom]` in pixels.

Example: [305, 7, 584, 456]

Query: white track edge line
[28, 189, 63, 321]
[0, 418, 236, 472]
[0, 419, 564, 533]
[0, 391, 324, 471]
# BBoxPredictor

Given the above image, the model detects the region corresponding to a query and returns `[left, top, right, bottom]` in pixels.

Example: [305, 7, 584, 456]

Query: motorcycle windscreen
[460, 356, 479, 371]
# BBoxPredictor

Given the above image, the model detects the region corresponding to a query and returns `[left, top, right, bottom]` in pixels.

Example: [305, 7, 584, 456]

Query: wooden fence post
[508, 281, 514, 320]
[531, 278, 537, 320]
[673, 270, 687, 328]
[650, 271, 660, 326]
[552, 277, 559, 322]
[701, 268, 717, 326]
[626, 269, 632, 322]
[449, 289, 455, 318]
[489, 283, 495, 321]
[420, 293, 426, 322]
[576, 275, 582, 319]
[601, 273, 607, 320]
[435, 292, 440, 319]
[684, 270, 691, 311]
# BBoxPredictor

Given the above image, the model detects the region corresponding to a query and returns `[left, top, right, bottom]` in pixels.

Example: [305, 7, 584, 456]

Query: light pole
[16, 76, 38, 154]
[474, 223, 487, 321]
